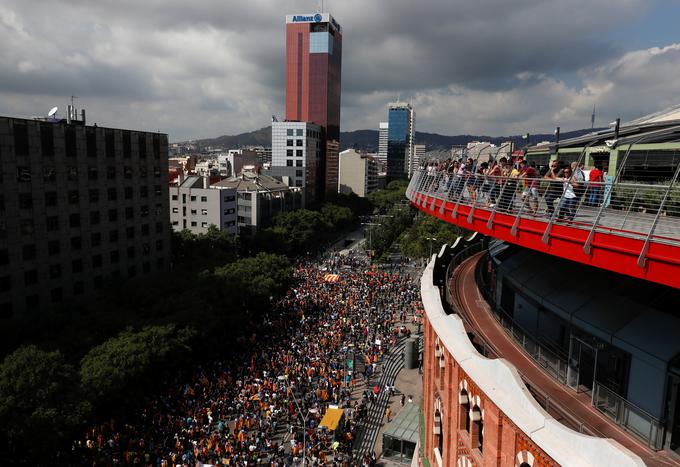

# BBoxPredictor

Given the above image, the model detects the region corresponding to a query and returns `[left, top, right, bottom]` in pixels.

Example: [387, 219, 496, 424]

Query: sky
[1, 0, 680, 142]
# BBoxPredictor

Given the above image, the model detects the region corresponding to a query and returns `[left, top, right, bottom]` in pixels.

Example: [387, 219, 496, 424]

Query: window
[24, 270, 38, 285]
[224, 195, 235, 202]
[287, 139, 293, 146]
[70, 236, 82, 250]
[143, 262, 150, 273]
[26, 295, 39, 309]
[201, 222, 208, 227]
[190, 221, 197, 227]
[0, 250, 7, 266]
[156, 222, 163, 233]
[91, 232, 101, 246]
[141, 206, 149, 217]
[201, 209, 208, 215]
[153, 135, 160, 159]
[123, 131, 131, 158]
[48, 240, 60, 256]
[200, 196, 207, 202]
[14, 123, 29, 155]
[296, 128, 303, 136]
[19, 193, 33, 209]
[223, 208, 235, 215]
[108, 209, 118, 222]
[140, 187, 149, 198]
[156, 240, 163, 251]
[24, 269, 38, 285]
[287, 129, 294, 136]
[86, 129, 97, 158]
[128, 266, 137, 278]
[171, 194, 177, 201]
[287, 160, 293, 167]
[154, 185, 161, 196]
[73, 281, 84, 295]
[72, 259, 83, 273]
[20, 220, 34, 235]
[296, 150, 303, 157]
[93, 275, 103, 289]
[49, 264, 61, 279]
[0, 276, 10, 293]
[90, 211, 100, 225]
[110, 251, 119, 263]
[153, 166, 161, 177]
[141, 224, 149, 236]
[296, 170, 303, 177]
[295, 180, 303, 187]
[106, 166, 116, 180]
[107, 188, 117, 201]
[68, 190, 79, 205]
[190, 209, 197, 215]
[46, 216, 59, 232]
[17, 166, 31, 182]
[287, 149, 294, 157]
[89, 189, 99, 203]
[40, 123, 54, 156]
[51, 288, 63, 302]
[123, 166, 132, 179]
[69, 213, 80, 228]
[138, 135, 147, 158]
[22, 245, 36, 260]
[296, 160, 303, 167]
[126, 227, 135, 239]
[296, 139, 303, 146]
[140, 167, 148, 178]
[44, 191, 57, 207]
[109, 230, 119, 242]
[43, 167, 56, 182]
[67, 166, 78, 181]
[125, 207, 134, 219]
[125, 187, 133, 199]
[88, 166, 98, 180]
[172, 207, 179, 213]
[126, 246, 135, 259]
[190, 195, 196, 202]
[105, 130, 115, 158]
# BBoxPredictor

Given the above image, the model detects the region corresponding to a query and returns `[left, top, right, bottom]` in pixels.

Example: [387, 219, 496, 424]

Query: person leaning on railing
[557, 166, 579, 221]
[520, 160, 539, 215]
[586, 165, 604, 207]
[544, 160, 562, 216]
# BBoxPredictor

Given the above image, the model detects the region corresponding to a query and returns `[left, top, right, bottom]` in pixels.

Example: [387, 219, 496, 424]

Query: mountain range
[182, 127, 601, 152]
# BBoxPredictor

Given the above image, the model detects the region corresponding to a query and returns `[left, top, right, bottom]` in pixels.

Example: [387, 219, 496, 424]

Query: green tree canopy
[0, 345, 90, 462]
[400, 215, 466, 259]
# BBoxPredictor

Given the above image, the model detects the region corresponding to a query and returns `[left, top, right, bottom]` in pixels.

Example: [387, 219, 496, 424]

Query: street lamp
[554, 126, 560, 155]
[361, 222, 380, 259]
[278, 375, 308, 466]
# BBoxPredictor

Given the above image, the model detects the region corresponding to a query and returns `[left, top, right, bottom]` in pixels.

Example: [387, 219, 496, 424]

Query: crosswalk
[352, 338, 409, 457]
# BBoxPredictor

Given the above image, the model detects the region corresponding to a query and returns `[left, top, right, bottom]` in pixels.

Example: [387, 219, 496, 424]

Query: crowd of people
[76, 250, 419, 466]
[418, 155, 606, 221]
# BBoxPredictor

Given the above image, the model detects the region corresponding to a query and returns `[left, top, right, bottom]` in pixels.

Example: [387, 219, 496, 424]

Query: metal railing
[406, 168, 680, 259]
[593, 382, 665, 450]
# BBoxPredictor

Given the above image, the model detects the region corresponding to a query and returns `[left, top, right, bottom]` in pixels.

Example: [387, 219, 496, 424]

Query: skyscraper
[284, 12, 342, 199]
[378, 122, 389, 163]
[386, 101, 415, 182]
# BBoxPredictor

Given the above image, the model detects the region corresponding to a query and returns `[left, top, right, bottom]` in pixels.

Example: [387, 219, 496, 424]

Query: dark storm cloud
[2, 0, 679, 140]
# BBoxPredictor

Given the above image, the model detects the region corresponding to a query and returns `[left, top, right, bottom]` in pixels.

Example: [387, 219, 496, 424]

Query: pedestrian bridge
[406, 168, 680, 289]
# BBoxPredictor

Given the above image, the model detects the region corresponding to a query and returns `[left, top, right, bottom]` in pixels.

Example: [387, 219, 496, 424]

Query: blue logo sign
[292, 14, 324, 23]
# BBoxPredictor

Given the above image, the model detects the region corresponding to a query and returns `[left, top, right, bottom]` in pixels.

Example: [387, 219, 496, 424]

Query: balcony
[407, 168, 680, 289]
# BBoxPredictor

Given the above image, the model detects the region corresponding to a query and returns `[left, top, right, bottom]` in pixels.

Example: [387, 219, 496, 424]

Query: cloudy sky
[1, 0, 680, 141]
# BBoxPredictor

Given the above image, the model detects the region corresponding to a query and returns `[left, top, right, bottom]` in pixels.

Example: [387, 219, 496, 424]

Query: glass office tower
[386, 102, 415, 182]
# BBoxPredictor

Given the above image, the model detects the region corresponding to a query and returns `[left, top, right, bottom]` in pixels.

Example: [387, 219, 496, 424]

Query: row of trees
[399, 215, 467, 259]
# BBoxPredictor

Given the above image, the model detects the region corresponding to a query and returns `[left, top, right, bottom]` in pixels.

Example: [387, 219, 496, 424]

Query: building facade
[338, 149, 378, 197]
[169, 176, 237, 235]
[213, 171, 302, 235]
[411, 143, 426, 178]
[387, 101, 415, 182]
[378, 121, 389, 164]
[284, 12, 342, 199]
[270, 121, 321, 207]
[0, 116, 171, 317]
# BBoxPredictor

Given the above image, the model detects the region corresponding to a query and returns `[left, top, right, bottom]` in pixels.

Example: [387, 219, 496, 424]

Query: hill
[183, 127, 601, 152]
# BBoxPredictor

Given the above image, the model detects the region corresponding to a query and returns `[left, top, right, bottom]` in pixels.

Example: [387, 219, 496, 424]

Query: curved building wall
[420, 257, 645, 467]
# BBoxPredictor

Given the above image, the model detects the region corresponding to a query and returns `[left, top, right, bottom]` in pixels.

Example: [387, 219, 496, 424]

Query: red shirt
[589, 168, 603, 182]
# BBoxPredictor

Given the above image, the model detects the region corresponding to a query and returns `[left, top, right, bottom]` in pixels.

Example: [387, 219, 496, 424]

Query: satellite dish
[48, 107, 58, 117]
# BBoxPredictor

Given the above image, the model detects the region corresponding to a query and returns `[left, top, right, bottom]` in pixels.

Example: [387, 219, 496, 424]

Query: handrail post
[485, 176, 510, 229]
[429, 173, 444, 210]
[637, 162, 680, 267]
[619, 187, 639, 230]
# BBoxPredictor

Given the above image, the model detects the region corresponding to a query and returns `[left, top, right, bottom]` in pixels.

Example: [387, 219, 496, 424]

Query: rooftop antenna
[47, 107, 58, 118]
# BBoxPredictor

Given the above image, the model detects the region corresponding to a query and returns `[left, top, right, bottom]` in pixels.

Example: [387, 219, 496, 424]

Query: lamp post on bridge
[425, 237, 438, 259]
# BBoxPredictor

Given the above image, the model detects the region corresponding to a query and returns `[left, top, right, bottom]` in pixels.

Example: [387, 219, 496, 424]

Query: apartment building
[0, 115, 170, 317]
[169, 176, 237, 235]
[338, 149, 378, 197]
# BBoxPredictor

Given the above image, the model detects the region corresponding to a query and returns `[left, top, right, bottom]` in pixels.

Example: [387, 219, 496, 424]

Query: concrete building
[284, 12, 342, 199]
[0, 115, 171, 317]
[212, 171, 302, 235]
[169, 176, 237, 235]
[411, 143, 426, 177]
[338, 149, 378, 197]
[386, 101, 415, 182]
[217, 149, 259, 177]
[270, 120, 321, 207]
[377, 121, 388, 164]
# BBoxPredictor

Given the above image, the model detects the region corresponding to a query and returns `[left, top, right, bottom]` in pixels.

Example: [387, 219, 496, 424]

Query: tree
[400, 215, 466, 259]
[0, 346, 90, 463]
[80, 325, 194, 408]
